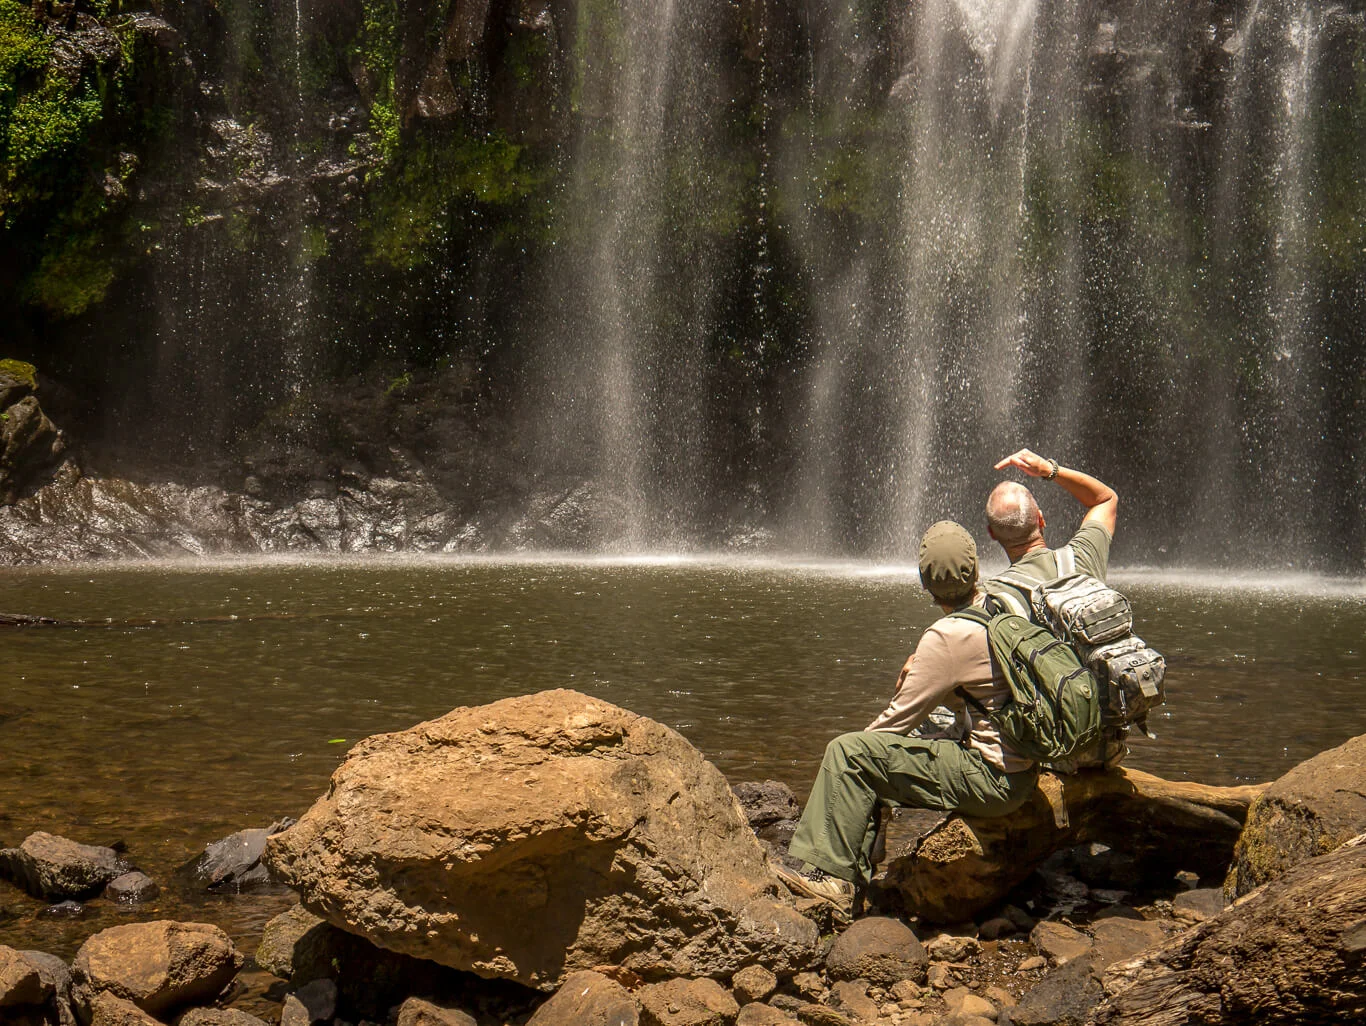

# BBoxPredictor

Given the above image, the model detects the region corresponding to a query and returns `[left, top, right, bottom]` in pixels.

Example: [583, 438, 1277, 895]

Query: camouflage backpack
[986, 546, 1166, 735]
[949, 606, 1103, 763]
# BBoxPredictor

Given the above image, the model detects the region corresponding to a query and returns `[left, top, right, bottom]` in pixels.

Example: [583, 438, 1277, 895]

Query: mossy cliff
[0, 0, 1362, 562]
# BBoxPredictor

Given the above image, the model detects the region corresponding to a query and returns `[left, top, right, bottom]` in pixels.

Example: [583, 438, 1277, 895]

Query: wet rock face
[176, 819, 295, 893]
[263, 689, 820, 990]
[1226, 732, 1366, 898]
[0, 365, 67, 506]
[0, 832, 127, 902]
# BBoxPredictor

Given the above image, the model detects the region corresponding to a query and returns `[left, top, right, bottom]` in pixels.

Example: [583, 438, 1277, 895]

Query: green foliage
[364, 128, 546, 269]
[1314, 47, 1366, 274]
[27, 234, 116, 315]
[353, 0, 400, 163]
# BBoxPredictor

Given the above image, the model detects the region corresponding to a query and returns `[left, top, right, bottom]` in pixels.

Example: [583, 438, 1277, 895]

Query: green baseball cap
[918, 520, 978, 603]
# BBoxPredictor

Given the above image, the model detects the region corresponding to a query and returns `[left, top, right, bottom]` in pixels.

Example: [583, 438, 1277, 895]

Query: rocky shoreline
[3, 691, 1364, 1026]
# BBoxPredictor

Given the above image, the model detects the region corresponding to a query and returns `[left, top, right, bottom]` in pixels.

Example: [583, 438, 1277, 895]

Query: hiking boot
[772, 862, 856, 917]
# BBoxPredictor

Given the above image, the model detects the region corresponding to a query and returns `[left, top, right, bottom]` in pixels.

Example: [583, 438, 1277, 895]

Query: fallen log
[1093, 833, 1366, 1025]
[882, 767, 1267, 922]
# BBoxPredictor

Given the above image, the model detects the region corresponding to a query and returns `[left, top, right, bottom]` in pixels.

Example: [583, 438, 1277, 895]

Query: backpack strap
[948, 606, 998, 721]
[1056, 544, 1077, 577]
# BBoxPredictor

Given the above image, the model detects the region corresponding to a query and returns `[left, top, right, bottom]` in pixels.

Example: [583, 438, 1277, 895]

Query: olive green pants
[788, 731, 1039, 886]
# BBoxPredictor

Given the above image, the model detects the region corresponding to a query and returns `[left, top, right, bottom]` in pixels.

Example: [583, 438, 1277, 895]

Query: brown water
[3, 557, 1364, 960]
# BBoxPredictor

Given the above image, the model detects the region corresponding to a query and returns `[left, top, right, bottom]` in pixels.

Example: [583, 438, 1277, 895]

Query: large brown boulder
[1225, 732, 1366, 898]
[263, 690, 819, 990]
[71, 921, 243, 1019]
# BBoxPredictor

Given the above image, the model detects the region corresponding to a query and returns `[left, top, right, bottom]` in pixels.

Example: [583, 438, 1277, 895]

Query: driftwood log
[1094, 834, 1366, 1025]
[883, 768, 1267, 922]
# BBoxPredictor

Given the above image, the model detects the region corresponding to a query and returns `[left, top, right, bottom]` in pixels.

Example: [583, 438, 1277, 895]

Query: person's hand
[994, 448, 1053, 478]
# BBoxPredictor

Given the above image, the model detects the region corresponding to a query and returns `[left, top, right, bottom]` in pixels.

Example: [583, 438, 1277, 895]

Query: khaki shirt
[866, 596, 1033, 774]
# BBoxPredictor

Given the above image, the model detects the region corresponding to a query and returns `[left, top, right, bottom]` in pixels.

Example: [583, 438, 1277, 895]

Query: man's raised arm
[994, 448, 1118, 536]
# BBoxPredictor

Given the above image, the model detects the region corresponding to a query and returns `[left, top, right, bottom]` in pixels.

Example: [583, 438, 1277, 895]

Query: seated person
[774, 521, 1039, 915]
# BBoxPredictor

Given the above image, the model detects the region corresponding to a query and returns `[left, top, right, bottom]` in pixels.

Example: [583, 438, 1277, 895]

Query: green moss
[0, 358, 37, 388]
[27, 234, 116, 316]
[352, 0, 400, 164]
[364, 128, 547, 269]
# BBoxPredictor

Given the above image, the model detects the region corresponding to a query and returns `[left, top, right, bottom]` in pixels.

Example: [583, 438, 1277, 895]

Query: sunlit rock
[263, 689, 820, 990]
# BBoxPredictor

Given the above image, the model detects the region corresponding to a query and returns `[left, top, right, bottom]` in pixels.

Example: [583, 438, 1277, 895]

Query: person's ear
[987, 525, 997, 541]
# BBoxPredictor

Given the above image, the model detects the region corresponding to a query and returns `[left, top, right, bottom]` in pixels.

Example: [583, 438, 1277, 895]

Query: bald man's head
[986, 481, 1043, 548]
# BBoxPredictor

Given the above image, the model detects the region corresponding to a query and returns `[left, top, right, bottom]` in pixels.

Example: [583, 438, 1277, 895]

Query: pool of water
[3, 556, 1364, 959]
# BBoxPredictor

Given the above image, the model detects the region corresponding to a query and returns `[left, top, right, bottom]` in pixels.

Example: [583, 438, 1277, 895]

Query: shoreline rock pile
[1, 696, 1364, 1026]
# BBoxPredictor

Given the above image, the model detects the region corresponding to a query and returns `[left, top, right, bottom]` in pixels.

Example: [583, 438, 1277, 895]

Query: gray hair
[986, 481, 1042, 547]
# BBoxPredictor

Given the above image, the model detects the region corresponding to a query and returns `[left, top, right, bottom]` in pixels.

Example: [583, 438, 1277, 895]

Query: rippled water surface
[3, 557, 1364, 958]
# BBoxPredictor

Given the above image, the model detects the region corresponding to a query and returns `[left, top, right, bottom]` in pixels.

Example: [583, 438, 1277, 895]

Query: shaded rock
[826, 979, 880, 1022]
[177, 1011, 269, 1026]
[1028, 922, 1092, 965]
[85, 991, 163, 1026]
[731, 782, 800, 829]
[524, 970, 638, 1026]
[978, 917, 1016, 940]
[1171, 887, 1225, 922]
[105, 872, 159, 904]
[735, 1005, 798, 1026]
[178, 820, 294, 893]
[255, 904, 459, 1018]
[824, 917, 928, 986]
[72, 921, 242, 1019]
[1225, 732, 1366, 898]
[789, 973, 823, 1001]
[0, 944, 49, 1006]
[263, 690, 819, 989]
[636, 977, 739, 1026]
[280, 978, 336, 1024]
[0, 375, 67, 504]
[1009, 956, 1105, 1026]
[730, 965, 776, 1005]
[0, 832, 126, 901]
[1088, 918, 1167, 968]
[395, 995, 478, 1026]
[783, 1002, 852, 1026]
[21, 950, 74, 1026]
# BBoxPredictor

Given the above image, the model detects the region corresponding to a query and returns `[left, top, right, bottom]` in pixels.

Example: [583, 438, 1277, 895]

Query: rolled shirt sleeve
[866, 624, 963, 733]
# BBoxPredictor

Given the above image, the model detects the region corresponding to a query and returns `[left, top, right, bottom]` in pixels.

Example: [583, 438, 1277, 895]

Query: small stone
[1089, 888, 1129, 905]
[525, 971, 636, 1026]
[636, 978, 738, 1026]
[977, 918, 1015, 940]
[1089, 918, 1167, 968]
[1003, 906, 1036, 933]
[1029, 921, 1093, 965]
[1174, 870, 1200, 890]
[926, 963, 955, 990]
[889, 981, 920, 1004]
[824, 917, 928, 986]
[1016, 956, 1047, 972]
[1172, 888, 1225, 922]
[735, 1003, 798, 1026]
[828, 980, 880, 1022]
[104, 872, 159, 904]
[983, 986, 1015, 1008]
[86, 991, 161, 1025]
[925, 934, 980, 962]
[943, 987, 996, 1020]
[179, 1011, 271, 1026]
[791, 972, 825, 999]
[731, 965, 777, 1005]
[878, 1003, 899, 1017]
[394, 996, 477, 1026]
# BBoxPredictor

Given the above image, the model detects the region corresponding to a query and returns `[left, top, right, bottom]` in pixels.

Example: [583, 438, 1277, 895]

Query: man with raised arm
[773, 521, 1039, 919]
[985, 447, 1123, 768]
